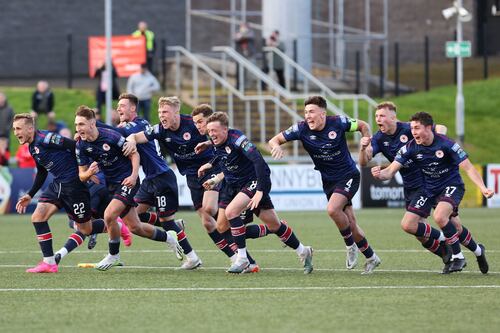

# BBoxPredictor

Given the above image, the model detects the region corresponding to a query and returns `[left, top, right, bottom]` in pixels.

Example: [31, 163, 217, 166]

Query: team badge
[103, 143, 110, 151]
[400, 135, 408, 143]
[34, 146, 39, 154]
[328, 131, 337, 140]
[435, 150, 444, 158]
[183, 132, 191, 140]
[225, 146, 231, 154]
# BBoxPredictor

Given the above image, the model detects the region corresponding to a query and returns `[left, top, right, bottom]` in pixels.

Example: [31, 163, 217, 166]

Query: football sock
[161, 220, 193, 254]
[415, 222, 442, 240]
[139, 212, 159, 226]
[109, 237, 120, 255]
[208, 230, 234, 258]
[442, 221, 462, 256]
[33, 221, 54, 263]
[458, 226, 480, 256]
[355, 237, 374, 259]
[339, 226, 355, 247]
[245, 224, 269, 239]
[229, 217, 246, 249]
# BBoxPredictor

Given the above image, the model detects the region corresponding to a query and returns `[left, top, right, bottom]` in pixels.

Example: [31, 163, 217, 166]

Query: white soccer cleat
[346, 243, 359, 270]
[180, 257, 202, 270]
[227, 256, 250, 274]
[95, 254, 122, 271]
[299, 246, 314, 274]
[361, 254, 381, 275]
[166, 230, 184, 261]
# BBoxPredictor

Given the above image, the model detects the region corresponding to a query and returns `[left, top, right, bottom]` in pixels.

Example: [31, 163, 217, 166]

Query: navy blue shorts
[405, 187, 432, 218]
[88, 181, 111, 219]
[38, 179, 91, 223]
[135, 170, 178, 217]
[107, 181, 139, 217]
[322, 172, 360, 205]
[406, 184, 465, 218]
[218, 179, 274, 211]
[186, 172, 221, 211]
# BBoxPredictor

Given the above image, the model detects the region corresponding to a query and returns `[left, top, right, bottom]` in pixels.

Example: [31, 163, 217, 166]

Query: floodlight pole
[455, 0, 465, 144]
[105, 0, 113, 125]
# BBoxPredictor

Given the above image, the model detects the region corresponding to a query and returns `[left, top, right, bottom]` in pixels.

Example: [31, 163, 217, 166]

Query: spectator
[31, 81, 55, 120]
[0, 137, 9, 166]
[94, 62, 120, 118]
[47, 119, 68, 134]
[0, 92, 14, 149]
[266, 30, 286, 88]
[234, 22, 256, 59]
[16, 144, 36, 168]
[126, 63, 160, 121]
[132, 21, 156, 73]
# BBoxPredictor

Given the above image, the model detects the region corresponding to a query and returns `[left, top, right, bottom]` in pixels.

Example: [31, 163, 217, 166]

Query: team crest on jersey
[435, 150, 444, 158]
[183, 132, 191, 141]
[328, 131, 337, 140]
[225, 146, 231, 154]
[400, 135, 408, 143]
[34, 146, 39, 154]
[102, 143, 110, 151]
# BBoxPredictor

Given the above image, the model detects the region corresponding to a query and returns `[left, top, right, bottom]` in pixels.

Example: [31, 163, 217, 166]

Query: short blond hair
[376, 101, 397, 113]
[158, 96, 181, 110]
[13, 113, 35, 127]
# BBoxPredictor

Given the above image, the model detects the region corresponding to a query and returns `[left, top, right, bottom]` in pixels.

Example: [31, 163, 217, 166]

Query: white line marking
[1, 264, 498, 274]
[0, 285, 499, 292]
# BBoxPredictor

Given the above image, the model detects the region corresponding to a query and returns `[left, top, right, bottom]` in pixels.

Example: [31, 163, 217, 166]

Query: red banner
[88, 35, 146, 78]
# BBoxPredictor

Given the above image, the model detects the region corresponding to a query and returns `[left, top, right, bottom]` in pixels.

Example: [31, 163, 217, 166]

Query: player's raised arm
[372, 160, 403, 181]
[355, 119, 371, 137]
[268, 132, 287, 160]
[358, 136, 373, 166]
[459, 158, 494, 198]
[122, 150, 140, 187]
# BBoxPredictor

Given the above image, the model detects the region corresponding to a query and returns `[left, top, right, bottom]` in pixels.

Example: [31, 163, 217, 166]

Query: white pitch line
[0, 285, 500, 292]
[0, 264, 498, 275]
[0, 249, 499, 254]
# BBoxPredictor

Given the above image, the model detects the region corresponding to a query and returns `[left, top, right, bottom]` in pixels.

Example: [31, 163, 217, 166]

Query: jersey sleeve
[42, 132, 75, 150]
[395, 143, 412, 166]
[104, 128, 127, 148]
[370, 134, 381, 156]
[75, 141, 91, 166]
[144, 123, 162, 142]
[448, 141, 468, 165]
[338, 115, 359, 133]
[234, 134, 271, 194]
[281, 122, 302, 142]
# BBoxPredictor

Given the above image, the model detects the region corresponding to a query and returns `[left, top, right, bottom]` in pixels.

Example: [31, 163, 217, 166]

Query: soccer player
[203, 111, 314, 274]
[74, 105, 183, 270]
[125, 98, 266, 272]
[13, 113, 107, 273]
[372, 112, 493, 273]
[101, 93, 201, 269]
[268, 95, 381, 274]
[358, 102, 451, 264]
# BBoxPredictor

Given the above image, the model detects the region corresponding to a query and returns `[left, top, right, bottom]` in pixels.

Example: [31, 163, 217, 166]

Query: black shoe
[476, 244, 489, 274]
[440, 241, 452, 265]
[448, 258, 467, 273]
[55, 253, 61, 265]
[87, 234, 98, 250]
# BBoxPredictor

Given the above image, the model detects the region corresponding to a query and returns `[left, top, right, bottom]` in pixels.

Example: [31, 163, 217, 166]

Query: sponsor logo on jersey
[383, 141, 390, 146]
[309, 135, 317, 140]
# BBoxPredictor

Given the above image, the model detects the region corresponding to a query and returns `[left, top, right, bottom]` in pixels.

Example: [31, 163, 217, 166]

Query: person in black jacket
[31, 81, 55, 121]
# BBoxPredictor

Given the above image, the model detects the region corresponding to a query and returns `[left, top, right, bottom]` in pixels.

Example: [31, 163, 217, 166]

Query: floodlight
[442, 1, 471, 22]
[442, 7, 457, 20]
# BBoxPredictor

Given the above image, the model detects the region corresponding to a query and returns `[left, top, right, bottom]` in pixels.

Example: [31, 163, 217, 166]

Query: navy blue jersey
[282, 116, 358, 181]
[395, 134, 468, 196]
[212, 129, 271, 194]
[144, 114, 213, 176]
[98, 118, 169, 180]
[29, 130, 79, 182]
[76, 128, 132, 185]
[371, 122, 422, 189]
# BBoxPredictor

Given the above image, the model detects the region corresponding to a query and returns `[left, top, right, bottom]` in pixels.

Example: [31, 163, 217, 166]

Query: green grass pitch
[1, 208, 499, 333]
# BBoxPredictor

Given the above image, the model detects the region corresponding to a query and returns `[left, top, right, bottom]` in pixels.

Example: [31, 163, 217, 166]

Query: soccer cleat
[166, 230, 184, 261]
[54, 253, 62, 265]
[300, 246, 314, 275]
[440, 241, 452, 265]
[442, 261, 452, 274]
[346, 243, 359, 269]
[227, 256, 250, 274]
[448, 257, 467, 273]
[361, 254, 381, 275]
[476, 244, 489, 274]
[174, 219, 185, 231]
[180, 257, 203, 270]
[87, 234, 98, 250]
[119, 221, 133, 247]
[26, 261, 58, 273]
[242, 263, 260, 274]
[95, 254, 123, 271]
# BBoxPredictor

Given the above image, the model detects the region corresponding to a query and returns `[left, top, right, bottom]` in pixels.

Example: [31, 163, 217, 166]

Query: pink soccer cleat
[118, 218, 133, 247]
[26, 261, 58, 273]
